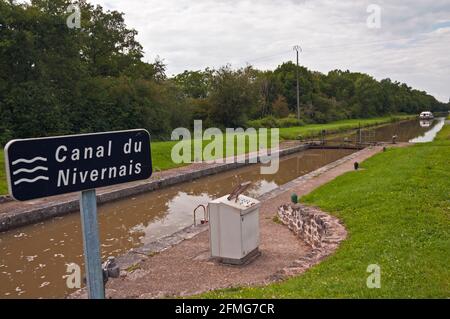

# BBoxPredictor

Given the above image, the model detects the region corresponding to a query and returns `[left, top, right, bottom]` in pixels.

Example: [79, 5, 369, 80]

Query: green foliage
[0, 0, 173, 142]
[248, 115, 305, 129]
[278, 115, 305, 128]
[172, 69, 212, 99]
[202, 124, 450, 298]
[272, 95, 290, 118]
[208, 66, 260, 128]
[273, 62, 315, 108]
[247, 116, 279, 129]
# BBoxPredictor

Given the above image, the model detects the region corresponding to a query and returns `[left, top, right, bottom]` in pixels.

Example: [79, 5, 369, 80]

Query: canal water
[0, 118, 445, 298]
[332, 117, 446, 143]
[409, 118, 446, 143]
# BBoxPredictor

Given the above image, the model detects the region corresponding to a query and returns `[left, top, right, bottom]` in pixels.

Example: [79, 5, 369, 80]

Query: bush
[272, 95, 290, 118]
[247, 116, 278, 128]
[247, 115, 305, 128]
[278, 116, 305, 127]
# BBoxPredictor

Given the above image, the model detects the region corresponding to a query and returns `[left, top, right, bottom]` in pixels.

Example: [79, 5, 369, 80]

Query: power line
[241, 49, 292, 64]
[233, 35, 435, 67]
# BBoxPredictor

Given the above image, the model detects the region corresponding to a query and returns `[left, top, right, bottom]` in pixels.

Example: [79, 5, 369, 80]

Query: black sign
[4, 129, 152, 201]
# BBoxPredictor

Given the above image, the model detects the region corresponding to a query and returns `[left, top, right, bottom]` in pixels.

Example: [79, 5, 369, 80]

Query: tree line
[1, 0, 448, 145]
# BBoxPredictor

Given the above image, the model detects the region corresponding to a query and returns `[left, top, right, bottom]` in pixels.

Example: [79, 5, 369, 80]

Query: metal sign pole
[79, 189, 105, 299]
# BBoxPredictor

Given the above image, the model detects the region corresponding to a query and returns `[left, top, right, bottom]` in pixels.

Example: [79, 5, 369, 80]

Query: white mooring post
[80, 189, 105, 299]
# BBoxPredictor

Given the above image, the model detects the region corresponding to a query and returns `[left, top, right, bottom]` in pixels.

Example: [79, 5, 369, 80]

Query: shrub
[247, 116, 277, 128]
[247, 115, 305, 128]
[272, 95, 290, 118]
[278, 116, 305, 127]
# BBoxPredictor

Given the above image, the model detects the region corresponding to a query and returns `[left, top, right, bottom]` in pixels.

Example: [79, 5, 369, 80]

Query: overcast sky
[89, 0, 450, 102]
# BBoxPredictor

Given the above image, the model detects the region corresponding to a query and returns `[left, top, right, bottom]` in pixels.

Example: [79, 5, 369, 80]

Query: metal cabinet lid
[209, 194, 261, 214]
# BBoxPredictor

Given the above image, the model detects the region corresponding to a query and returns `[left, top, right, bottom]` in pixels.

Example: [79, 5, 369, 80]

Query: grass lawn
[0, 115, 412, 195]
[203, 124, 450, 298]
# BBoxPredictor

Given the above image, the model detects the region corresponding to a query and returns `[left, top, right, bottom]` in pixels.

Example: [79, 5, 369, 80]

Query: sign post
[4, 129, 152, 299]
[80, 189, 104, 299]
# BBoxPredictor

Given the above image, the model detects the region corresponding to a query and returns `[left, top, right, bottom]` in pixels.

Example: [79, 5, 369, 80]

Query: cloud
[88, 0, 450, 102]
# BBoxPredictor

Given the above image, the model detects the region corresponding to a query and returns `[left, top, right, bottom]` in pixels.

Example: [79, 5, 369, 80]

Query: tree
[173, 69, 212, 99]
[0, 0, 171, 142]
[273, 62, 314, 111]
[208, 66, 259, 128]
[272, 95, 290, 118]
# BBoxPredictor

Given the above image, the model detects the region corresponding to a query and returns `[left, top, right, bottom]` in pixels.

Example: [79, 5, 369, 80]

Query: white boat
[419, 111, 434, 120]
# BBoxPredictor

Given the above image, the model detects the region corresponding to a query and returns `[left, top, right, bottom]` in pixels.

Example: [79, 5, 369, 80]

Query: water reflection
[419, 120, 432, 128]
[409, 118, 445, 143]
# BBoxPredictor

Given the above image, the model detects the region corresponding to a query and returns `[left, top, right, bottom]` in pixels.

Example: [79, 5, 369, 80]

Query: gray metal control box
[208, 194, 261, 264]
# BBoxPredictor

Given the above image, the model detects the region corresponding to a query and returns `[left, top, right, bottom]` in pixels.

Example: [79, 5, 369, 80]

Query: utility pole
[293, 45, 302, 121]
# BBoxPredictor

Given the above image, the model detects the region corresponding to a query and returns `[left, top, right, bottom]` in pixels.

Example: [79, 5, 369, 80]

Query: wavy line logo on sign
[12, 156, 49, 185]
[4, 130, 152, 201]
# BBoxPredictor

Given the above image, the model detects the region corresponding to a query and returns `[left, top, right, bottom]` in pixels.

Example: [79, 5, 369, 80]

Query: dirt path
[90, 145, 392, 299]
